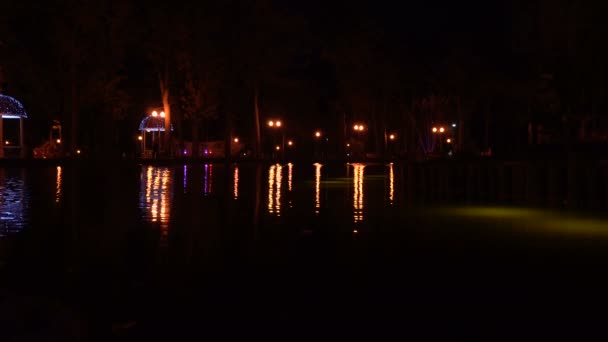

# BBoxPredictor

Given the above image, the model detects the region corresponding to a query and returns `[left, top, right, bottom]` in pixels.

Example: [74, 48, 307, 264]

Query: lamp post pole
[267, 119, 284, 160]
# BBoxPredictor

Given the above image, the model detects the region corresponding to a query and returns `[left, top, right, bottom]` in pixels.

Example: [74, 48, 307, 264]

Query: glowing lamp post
[267, 119, 285, 159]
[431, 126, 447, 154]
[353, 124, 365, 132]
[352, 124, 366, 159]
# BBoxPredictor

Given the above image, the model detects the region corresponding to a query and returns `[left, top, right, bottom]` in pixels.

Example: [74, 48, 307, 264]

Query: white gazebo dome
[0, 94, 27, 119]
[138, 116, 173, 132]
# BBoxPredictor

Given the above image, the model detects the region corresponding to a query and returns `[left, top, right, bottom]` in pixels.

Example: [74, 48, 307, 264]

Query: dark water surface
[2, 162, 608, 338]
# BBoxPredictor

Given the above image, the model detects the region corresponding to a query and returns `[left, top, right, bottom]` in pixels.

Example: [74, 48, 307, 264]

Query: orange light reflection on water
[233, 166, 239, 199]
[268, 164, 275, 214]
[353, 163, 364, 223]
[389, 163, 394, 205]
[267, 164, 283, 216]
[288, 163, 293, 192]
[55, 166, 62, 203]
[203, 164, 213, 195]
[314, 163, 322, 214]
[142, 166, 172, 248]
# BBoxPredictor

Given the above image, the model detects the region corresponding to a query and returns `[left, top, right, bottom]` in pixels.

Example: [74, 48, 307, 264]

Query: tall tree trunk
[456, 96, 463, 153]
[0, 110, 3, 158]
[160, 60, 171, 157]
[253, 84, 261, 159]
[335, 101, 346, 158]
[70, 58, 78, 156]
[192, 119, 200, 159]
[224, 106, 232, 162]
[382, 95, 388, 158]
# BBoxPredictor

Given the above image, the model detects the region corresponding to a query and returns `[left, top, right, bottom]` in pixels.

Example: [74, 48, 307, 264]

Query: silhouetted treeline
[1, 0, 607, 158]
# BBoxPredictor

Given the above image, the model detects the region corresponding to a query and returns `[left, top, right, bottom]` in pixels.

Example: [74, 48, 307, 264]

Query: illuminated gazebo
[0, 94, 27, 158]
[138, 114, 173, 157]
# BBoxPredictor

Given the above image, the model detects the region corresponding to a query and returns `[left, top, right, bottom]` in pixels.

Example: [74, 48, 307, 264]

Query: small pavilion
[138, 114, 173, 157]
[0, 94, 27, 158]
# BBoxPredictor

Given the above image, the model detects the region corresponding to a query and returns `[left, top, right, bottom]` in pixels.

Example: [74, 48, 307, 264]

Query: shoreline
[0, 155, 606, 167]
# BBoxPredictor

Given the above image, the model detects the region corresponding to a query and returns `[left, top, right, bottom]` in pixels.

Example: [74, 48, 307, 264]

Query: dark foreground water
[2, 162, 608, 338]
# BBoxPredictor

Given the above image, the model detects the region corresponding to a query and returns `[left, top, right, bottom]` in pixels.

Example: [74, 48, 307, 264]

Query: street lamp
[233, 137, 239, 143]
[287, 140, 293, 146]
[439, 127, 445, 133]
[267, 119, 285, 159]
[446, 138, 452, 143]
[56, 139, 61, 144]
[268, 120, 280, 127]
[432, 127, 438, 133]
[389, 134, 396, 141]
[315, 131, 321, 138]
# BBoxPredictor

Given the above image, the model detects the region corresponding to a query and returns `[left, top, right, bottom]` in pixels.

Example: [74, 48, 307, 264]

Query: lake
[2, 161, 608, 338]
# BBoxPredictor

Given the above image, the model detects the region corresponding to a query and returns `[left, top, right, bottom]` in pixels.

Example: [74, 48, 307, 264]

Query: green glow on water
[437, 206, 608, 237]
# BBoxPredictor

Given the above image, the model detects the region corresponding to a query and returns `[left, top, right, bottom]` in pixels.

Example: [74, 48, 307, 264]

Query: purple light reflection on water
[0, 169, 29, 238]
